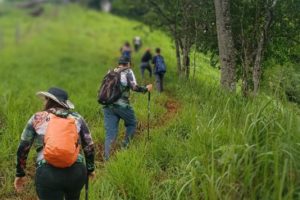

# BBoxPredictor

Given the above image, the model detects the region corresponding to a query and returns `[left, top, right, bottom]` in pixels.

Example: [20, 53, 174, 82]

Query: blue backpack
[155, 56, 166, 74]
[122, 50, 131, 59]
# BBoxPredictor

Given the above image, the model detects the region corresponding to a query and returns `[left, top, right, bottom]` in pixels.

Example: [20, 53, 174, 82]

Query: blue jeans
[103, 106, 136, 160]
[140, 62, 152, 79]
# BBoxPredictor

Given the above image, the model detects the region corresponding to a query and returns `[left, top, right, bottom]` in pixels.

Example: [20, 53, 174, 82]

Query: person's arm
[16, 116, 36, 177]
[152, 56, 156, 65]
[127, 70, 148, 93]
[141, 53, 146, 62]
[146, 53, 152, 62]
[78, 117, 95, 175]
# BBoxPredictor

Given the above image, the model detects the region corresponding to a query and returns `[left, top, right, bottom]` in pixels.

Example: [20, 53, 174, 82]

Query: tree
[214, 0, 236, 92]
[112, 0, 209, 78]
[231, 0, 299, 96]
[112, 0, 300, 96]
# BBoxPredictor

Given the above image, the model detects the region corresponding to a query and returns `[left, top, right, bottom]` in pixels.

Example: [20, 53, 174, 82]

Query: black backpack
[97, 67, 129, 105]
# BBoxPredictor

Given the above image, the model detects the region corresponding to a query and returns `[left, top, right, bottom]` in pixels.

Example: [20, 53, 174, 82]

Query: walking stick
[85, 173, 89, 200]
[85, 169, 89, 200]
[147, 92, 151, 140]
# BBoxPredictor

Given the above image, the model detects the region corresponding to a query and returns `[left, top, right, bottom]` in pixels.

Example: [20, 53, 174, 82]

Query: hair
[155, 48, 161, 54]
[44, 98, 66, 111]
[119, 63, 129, 67]
[125, 41, 130, 47]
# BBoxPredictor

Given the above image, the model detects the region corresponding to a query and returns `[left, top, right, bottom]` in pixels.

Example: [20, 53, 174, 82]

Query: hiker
[140, 48, 152, 79]
[14, 87, 95, 200]
[120, 41, 132, 61]
[152, 48, 166, 92]
[101, 56, 152, 160]
[133, 36, 142, 52]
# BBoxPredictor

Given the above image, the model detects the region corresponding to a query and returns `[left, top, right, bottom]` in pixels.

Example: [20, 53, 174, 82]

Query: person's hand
[14, 177, 26, 193]
[146, 84, 153, 92]
[88, 171, 96, 180]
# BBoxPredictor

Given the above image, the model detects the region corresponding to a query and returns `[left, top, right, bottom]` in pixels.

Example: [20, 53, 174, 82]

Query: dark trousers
[134, 44, 141, 52]
[35, 162, 87, 200]
[140, 62, 152, 79]
[155, 73, 164, 92]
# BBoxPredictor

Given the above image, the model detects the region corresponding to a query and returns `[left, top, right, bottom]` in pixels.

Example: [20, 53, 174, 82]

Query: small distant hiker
[152, 48, 166, 92]
[133, 36, 142, 52]
[98, 56, 152, 160]
[140, 48, 152, 79]
[120, 41, 132, 61]
[14, 87, 95, 200]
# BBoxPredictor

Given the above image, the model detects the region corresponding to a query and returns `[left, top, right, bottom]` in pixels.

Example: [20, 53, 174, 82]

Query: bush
[263, 64, 300, 105]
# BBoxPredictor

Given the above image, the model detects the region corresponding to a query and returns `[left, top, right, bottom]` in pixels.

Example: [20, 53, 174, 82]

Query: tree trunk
[252, 33, 264, 95]
[193, 19, 198, 80]
[175, 39, 182, 76]
[214, 0, 236, 92]
[241, 53, 251, 97]
[253, 0, 277, 95]
[240, 22, 252, 97]
[182, 46, 190, 79]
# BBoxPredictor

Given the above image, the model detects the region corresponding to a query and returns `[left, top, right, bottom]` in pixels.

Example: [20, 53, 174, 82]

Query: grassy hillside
[0, 4, 299, 200]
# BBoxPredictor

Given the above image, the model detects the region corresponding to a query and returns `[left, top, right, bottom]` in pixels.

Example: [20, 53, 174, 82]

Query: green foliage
[231, 0, 300, 72]
[0, 5, 169, 197]
[112, 0, 150, 20]
[263, 63, 300, 105]
[0, 4, 299, 200]
[113, 0, 300, 94]
[105, 150, 152, 200]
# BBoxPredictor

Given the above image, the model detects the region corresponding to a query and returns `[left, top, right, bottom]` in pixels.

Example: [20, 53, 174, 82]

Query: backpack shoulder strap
[115, 67, 130, 73]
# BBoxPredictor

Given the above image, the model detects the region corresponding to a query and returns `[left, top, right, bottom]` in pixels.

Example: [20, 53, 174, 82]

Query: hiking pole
[85, 168, 89, 200]
[85, 173, 89, 200]
[147, 91, 151, 140]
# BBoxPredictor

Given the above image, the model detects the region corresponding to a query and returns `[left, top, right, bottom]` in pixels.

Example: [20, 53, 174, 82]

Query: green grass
[0, 4, 299, 200]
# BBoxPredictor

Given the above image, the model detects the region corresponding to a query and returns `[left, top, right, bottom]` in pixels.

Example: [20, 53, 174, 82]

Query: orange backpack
[44, 113, 80, 168]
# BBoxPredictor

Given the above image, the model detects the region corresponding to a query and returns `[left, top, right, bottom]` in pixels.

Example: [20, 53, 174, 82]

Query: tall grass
[0, 4, 299, 200]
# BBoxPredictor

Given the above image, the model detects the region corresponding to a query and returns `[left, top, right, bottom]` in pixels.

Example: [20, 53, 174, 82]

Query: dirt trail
[96, 95, 181, 162]
[137, 98, 181, 133]
[15, 96, 181, 200]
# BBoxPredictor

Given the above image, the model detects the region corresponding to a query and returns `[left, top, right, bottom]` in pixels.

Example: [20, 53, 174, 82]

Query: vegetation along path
[96, 93, 182, 163]
[1, 3, 299, 200]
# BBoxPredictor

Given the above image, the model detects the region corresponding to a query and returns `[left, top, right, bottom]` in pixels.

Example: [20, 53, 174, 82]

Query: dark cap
[118, 56, 130, 65]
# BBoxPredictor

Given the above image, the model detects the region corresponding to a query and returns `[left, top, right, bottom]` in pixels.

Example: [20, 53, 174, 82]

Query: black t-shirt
[141, 52, 152, 62]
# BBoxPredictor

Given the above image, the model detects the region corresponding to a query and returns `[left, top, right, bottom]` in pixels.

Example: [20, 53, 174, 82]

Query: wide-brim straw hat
[36, 87, 75, 109]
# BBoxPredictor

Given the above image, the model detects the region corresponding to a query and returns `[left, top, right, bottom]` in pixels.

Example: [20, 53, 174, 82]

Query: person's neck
[118, 65, 129, 68]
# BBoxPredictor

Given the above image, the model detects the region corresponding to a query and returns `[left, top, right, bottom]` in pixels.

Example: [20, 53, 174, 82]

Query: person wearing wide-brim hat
[102, 56, 152, 161]
[14, 87, 95, 200]
[36, 87, 75, 109]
